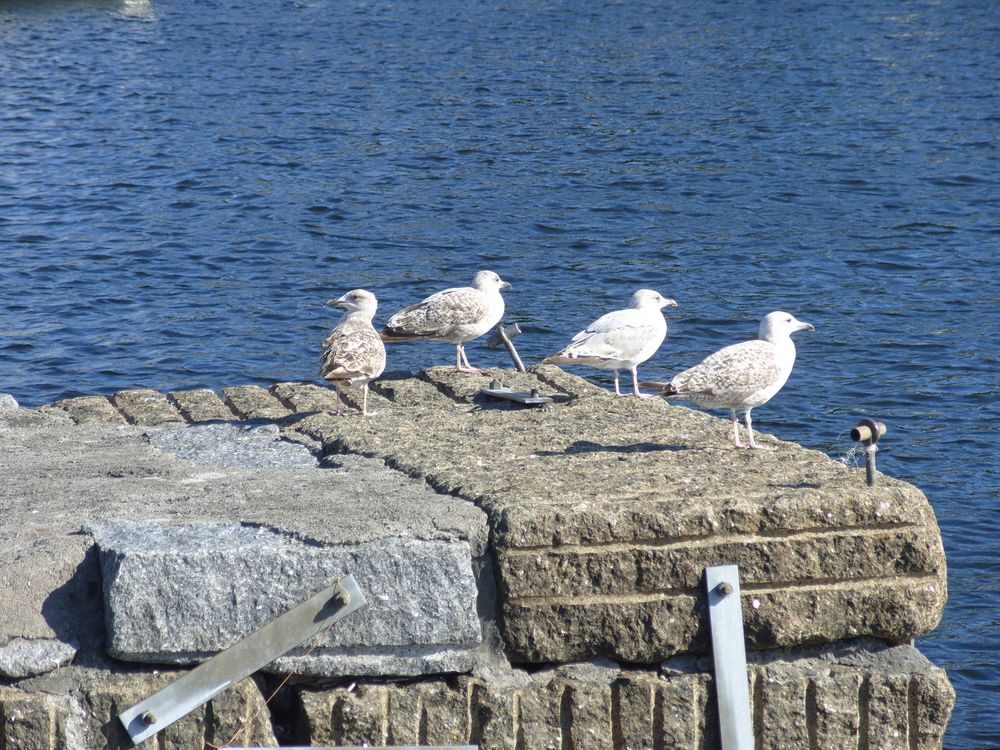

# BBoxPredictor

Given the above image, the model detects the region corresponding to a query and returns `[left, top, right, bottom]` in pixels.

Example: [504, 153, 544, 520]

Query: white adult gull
[543, 289, 678, 397]
[643, 311, 814, 449]
[319, 289, 387, 417]
[380, 270, 511, 373]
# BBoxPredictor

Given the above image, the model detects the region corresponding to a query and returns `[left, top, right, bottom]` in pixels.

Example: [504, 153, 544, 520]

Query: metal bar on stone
[851, 418, 887, 487]
[705, 565, 754, 750]
[486, 322, 526, 371]
[119, 575, 366, 746]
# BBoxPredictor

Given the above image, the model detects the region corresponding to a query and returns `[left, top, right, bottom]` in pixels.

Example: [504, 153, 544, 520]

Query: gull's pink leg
[613, 369, 622, 396]
[456, 344, 480, 374]
[731, 409, 744, 448]
[745, 410, 758, 449]
[330, 384, 346, 416]
[631, 368, 654, 398]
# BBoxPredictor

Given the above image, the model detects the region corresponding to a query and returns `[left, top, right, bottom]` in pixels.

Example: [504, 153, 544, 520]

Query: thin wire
[205, 640, 320, 749]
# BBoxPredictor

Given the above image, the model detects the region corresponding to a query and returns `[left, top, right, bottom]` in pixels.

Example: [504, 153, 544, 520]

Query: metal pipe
[487, 322, 526, 372]
[852, 418, 887, 487]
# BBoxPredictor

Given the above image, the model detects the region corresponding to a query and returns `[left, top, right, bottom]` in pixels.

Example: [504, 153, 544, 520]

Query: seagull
[319, 289, 386, 416]
[643, 311, 814, 448]
[543, 289, 678, 397]
[380, 270, 511, 373]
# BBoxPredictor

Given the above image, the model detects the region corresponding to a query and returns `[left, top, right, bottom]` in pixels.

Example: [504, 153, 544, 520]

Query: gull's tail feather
[379, 327, 424, 343]
[639, 380, 677, 396]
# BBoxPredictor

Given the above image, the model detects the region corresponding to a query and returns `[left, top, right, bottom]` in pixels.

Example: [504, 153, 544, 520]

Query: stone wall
[0, 366, 954, 747]
[0, 642, 953, 749]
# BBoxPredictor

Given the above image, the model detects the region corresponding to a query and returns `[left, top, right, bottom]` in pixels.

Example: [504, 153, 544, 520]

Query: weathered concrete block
[614, 676, 656, 749]
[469, 679, 517, 750]
[370, 371, 452, 407]
[655, 672, 707, 748]
[0, 393, 19, 412]
[292, 641, 953, 750]
[222, 384, 292, 420]
[420, 366, 565, 404]
[333, 684, 388, 745]
[167, 388, 236, 422]
[386, 684, 423, 744]
[563, 680, 614, 750]
[5, 675, 276, 750]
[866, 674, 910, 750]
[70, 672, 277, 748]
[270, 381, 345, 413]
[0, 688, 60, 750]
[533, 364, 609, 398]
[813, 669, 863, 748]
[757, 663, 810, 749]
[112, 388, 185, 425]
[290, 368, 948, 664]
[46, 395, 126, 424]
[94, 521, 482, 676]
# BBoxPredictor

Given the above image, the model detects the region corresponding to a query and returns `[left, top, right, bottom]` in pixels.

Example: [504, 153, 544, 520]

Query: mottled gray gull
[380, 270, 511, 373]
[543, 289, 677, 397]
[319, 289, 387, 416]
[643, 311, 813, 448]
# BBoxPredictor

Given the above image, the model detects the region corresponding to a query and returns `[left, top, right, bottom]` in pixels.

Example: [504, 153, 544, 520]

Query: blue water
[1, 0, 997, 745]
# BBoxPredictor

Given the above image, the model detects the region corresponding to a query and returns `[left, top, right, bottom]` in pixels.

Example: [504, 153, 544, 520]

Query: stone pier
[0, 366, 952, 748]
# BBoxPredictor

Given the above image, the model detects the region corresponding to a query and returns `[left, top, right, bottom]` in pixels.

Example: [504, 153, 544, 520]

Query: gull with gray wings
[380, 270, 511, 373]
[644, 311, 813, 449]
[544, 289, 677, 397]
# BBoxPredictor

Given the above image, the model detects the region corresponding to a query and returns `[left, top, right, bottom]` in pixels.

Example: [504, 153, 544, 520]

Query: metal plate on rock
[479, 386, 553, 405]
[119, 574, 366, 745]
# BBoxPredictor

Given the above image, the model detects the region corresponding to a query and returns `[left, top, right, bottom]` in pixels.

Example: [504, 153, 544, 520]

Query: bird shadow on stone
[534, 440, 685, 456]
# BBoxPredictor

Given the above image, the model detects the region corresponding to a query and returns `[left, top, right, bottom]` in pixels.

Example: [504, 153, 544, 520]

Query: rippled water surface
[1, 1, 998, 745]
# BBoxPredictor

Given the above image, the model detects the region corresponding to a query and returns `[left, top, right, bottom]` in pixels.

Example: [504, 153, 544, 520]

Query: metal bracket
[486, 322, 527, 372]
[705, 565, 754, 750]
[851, 418, 887, 486]
[119, 574, 366, 746]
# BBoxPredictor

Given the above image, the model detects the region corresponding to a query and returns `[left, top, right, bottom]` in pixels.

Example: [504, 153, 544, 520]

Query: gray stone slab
[0, 638, 77, 679]
[93, 521, 483, 676]
[0, 408, 488, 679]
[146, 422, 318, 469]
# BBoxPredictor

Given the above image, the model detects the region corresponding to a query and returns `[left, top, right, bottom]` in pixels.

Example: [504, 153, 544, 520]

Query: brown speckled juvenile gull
[380, 270, 511, 373]
[543, 289, 677, 397]
[319, 289, 386, 416]
[643, 311, 813, 448]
